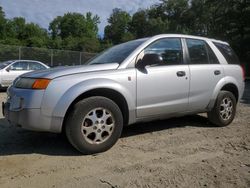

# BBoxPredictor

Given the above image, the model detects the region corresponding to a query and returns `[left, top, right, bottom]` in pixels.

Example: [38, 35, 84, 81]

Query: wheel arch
[59, 87, 131, 134]
[220, 83, 239, 102]
[207, 77, 240, 110]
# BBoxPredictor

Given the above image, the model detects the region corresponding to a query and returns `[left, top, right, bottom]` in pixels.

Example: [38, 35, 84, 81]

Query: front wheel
[208, 91, 236, 127]
[65, 96, 123, 154]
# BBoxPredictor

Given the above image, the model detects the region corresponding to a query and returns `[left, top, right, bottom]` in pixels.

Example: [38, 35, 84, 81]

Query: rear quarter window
[186, 39, 219, 64]
[213, 42, 240, 64]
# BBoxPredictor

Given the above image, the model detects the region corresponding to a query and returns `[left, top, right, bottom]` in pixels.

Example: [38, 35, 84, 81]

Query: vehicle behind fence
[0, 44, 97, 67]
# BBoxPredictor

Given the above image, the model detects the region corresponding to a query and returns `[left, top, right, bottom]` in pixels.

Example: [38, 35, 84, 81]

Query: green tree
[23, 23, 48, 46]
[47, 36, 63, 49]
[2, 17, 48, 47]
[49, 12, 100, 39]
[0, 6, 7, 39]
[159, 0, 189, 33]
[49, 16, 62, 39]
[147, 17, 169, 36]
[49, 12, 101, 52]
[5, 17, 26, 39]
[207, 0, 250, 64]
[104, 8, 134, 44]
[129, 10, 149, 38]
[129, 8, 169, 38]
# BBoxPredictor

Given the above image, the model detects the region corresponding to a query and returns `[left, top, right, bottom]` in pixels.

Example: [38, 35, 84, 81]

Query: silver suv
[3, 34, 245, 154]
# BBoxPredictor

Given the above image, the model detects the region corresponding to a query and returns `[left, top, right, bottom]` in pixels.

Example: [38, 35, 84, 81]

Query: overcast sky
[0, 0, 159, 36]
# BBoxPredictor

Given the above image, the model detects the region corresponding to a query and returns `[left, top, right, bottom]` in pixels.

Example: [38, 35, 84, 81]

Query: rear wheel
[65, 96, 123, 154]
[208, 91, 236, 127]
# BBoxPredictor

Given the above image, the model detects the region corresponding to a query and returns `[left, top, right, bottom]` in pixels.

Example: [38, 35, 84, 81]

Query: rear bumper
[3, 102, 63, 133]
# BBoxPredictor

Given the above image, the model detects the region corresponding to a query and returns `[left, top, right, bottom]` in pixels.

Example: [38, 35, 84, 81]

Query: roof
[149, 34, 229, 45]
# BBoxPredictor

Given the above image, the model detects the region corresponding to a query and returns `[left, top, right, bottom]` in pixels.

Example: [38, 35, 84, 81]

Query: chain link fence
[0, 44, 97, 67]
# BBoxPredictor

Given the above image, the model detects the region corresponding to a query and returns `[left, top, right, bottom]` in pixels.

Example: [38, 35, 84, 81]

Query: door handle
[176, 71, 186, 77]
[214, 70, 221, 75]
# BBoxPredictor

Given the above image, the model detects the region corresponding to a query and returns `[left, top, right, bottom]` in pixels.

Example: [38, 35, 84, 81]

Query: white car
[0, 60, 49, 88]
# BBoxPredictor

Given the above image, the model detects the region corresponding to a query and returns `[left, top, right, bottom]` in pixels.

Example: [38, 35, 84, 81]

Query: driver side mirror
[136, 53, 163, 70]
[6, 67, 11, 72]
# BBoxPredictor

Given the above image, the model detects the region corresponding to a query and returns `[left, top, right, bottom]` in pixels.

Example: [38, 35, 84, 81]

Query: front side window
[186, 39, 219, 64]
[10, 61, 28, 71]
[142, 38, 183, 66]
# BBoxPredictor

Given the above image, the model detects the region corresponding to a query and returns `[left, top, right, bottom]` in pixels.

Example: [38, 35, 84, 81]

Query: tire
[65, 96, 123, 154]
[207, 91, 236, 127]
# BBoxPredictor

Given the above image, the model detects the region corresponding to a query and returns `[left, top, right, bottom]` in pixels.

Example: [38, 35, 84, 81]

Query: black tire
[65, 96, 123, 154]
[207, 91, 236, 127]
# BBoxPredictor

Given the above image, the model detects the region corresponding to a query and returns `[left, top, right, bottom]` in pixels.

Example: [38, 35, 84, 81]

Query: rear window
[213, 42, 240, 64]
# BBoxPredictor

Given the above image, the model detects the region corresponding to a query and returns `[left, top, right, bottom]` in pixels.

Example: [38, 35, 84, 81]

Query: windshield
[88, 39, 147, 65]
[0, 61, 13, 69]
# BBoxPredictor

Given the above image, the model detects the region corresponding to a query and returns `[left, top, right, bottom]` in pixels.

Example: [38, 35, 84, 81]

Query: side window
[186, 39, 208, 64]
[213, 42, 240, 64]
[143, 38, 183, 66]
[10, 61, 28, 71]
[207, 44, 219, 64]
[186, 39, 219, 64]
[28, 62, 46, 70]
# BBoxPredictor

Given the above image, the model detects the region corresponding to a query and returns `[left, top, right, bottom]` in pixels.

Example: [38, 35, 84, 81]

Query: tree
[129, 8, 169, 38]
[5, 17, 26, 39]
[147, 17, 169, 36]
[49, 16, 62, 39]
[129, 10, 149, 38]
[49, 12, 101, 51]
[0, 6, 6, 39]
[49, 12, 100, 39]
[158, 0, 190, 33]
[104, 8, 134, 44]
[205, 0, 250, 64]
[2, 17, 49, 47]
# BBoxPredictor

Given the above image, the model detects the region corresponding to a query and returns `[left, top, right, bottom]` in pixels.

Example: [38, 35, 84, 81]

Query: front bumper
[2, 86, 63, 133]
[3, 101, 50, 131]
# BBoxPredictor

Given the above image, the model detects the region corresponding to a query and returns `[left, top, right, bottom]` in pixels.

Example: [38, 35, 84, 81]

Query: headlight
[15, 78, 51, 90]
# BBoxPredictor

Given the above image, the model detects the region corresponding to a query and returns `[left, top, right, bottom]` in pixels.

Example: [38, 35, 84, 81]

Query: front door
[136, 38, 190, 118]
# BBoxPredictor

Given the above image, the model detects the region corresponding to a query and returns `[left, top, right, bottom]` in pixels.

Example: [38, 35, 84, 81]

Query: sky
[0, 0, 159, 37]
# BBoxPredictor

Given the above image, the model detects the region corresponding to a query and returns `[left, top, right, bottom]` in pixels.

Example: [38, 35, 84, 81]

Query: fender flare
[207, 76, 240, 109]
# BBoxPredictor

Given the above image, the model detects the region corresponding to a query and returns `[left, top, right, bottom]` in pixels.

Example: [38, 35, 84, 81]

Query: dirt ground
[0, 82, 249, 188]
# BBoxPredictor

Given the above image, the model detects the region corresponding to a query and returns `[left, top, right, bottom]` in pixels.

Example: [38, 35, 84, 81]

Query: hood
[21, 63, 119, 79]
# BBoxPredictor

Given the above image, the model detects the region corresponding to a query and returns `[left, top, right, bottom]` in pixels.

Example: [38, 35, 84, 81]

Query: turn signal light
[32, 79, 51, 89]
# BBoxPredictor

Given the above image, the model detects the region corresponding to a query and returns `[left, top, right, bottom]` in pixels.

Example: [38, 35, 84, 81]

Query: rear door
[28, 61, 47, 71]
[185, 38, 224, 111]
[136, 37, 190, 117]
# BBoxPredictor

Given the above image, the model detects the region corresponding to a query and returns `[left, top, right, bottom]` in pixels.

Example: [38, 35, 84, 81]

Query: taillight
[241, 64, 245, 81]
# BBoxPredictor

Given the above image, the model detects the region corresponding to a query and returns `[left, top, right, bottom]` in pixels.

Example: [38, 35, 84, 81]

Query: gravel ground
[0, 82, 249, 188]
